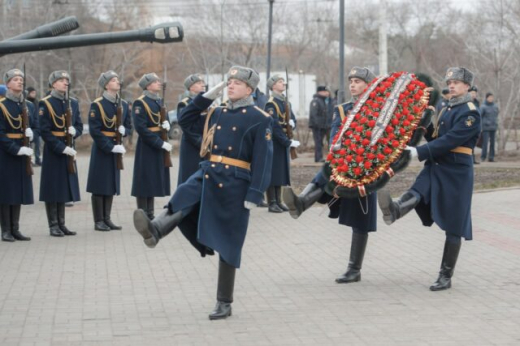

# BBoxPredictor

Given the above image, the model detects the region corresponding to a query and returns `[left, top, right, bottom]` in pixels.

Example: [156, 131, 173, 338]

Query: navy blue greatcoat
[86, 96, 131, 196]
[131, 95, 171, 198]
[177, 96, 203, 186]
[413, 100, 481, 240]
[39, 95, 83, 203]
[170, 94, 273, 268]
[264, 96, 296, 186]
[0, 98, 35, 205]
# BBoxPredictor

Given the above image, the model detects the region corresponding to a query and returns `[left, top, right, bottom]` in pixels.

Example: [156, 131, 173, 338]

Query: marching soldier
[133, 66, 273, 320]
[0, 69, 35, 242]
[177, 73, 206, 185]
[131, 73, 171, 220]
[284, 67, 378, 284]
[378, 67, 481, 291]
[264, 74, 299, 213]
[39, 71, 83, 237]
[86, 71, 131, 231]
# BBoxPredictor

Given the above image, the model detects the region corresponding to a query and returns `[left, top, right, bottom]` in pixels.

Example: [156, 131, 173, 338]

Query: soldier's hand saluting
[203, 81, 226, 100]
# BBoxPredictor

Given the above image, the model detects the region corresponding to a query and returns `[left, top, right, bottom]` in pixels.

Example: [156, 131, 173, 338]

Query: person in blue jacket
[264, 74, 300, 213]
[39, 71, 83, 237]
[378, 67, 481, 291]
[86, 71, 132, 231]
[133, 66, 273, 320]
[0, 69, 36, 242]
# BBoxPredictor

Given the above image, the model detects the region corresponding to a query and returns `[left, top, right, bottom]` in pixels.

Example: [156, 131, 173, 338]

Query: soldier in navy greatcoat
[284, 67, 378, 284]
[86, 71, 132, 231]
[176, 73, 206, 186]
[378, 67, 481, 291]
[133, 66, 273, 320]
[264, 74, 299, 213]
[0, 69, 36, 242]
[39, 71, 83, 237]
[130, 73, 171, 220]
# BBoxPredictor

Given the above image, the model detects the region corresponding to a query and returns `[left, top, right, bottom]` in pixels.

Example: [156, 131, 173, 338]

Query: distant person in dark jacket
[309, 86, 330, 162]
[480, 92, 499, 162]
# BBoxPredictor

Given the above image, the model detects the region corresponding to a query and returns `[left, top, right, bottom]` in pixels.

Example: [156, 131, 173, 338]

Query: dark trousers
[481, 130, 496, 161]
[32, 133, 41, 164]
[312, 128, 328, 162]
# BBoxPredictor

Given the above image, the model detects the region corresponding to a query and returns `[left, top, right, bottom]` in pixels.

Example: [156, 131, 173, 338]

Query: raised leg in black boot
[58, 203, 76, 236]
[378, 189, 420, 225]
[275, 186, 289, 212]
[209, 258, 236, 320]
[103, 195, 122, 230]
[430, 234, 461, 291]
[92, 195, 110, 231]
[336, 229, 368, 283]
[133, 208, 183, 248]
[45, 202, 63, 237]
[10, 204, 30, 241]
[1, 204, 15, 242]
[283, 183, 324, 219]
[267, 186, 283, 213]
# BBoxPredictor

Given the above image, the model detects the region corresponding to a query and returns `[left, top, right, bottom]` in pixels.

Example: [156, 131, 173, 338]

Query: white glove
[62, 146, 77, 156]
[203, 81, 226, 100]
[289, 119, 296, 129]
[244, 201, 256, 210]
[118, 125, 126, 136]
[68, 126, 76, 137]
[17, 146, 33, 156]
[161, 120, 171, 131]
[25, 128, 34, 141]
[161, 142, 172, 152]
[405, 145, 418, 160]
[111, 145, 126, 154]
[290, 140, 301, 148]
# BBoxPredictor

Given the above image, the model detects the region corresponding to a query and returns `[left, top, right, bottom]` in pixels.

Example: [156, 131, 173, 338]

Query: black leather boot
[58, 203, 76, 236]
[92, 195, 110, 231]
[45, 202, 63, 237]
[10, 204, 30, 241]
[283, 183, 324, 219]
[275, 186, 289, 212]
[1, 204, 15, 242]
[209, 259, 236, 320]
[146, 197, 155, 220]
[103, 195, 122, 230]
[133, 208, 182, 248]
[378, 190, 419, 225]
[430, 240, 461, 291]
[336, 232, 368, 283]
[267, 187, 283, 213]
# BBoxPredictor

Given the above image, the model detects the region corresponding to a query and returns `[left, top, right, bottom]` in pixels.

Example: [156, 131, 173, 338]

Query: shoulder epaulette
[467, 102, 477, 111]
[254, 106, 270, 117]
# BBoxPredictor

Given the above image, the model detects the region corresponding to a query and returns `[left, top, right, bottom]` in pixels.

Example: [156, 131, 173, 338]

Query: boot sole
[209, 310, 232, 320]
[430, 281, 451, 291]
[133, 209, 157, 248]
[282, 187, 303, 220]
[377, 190, 396, 225]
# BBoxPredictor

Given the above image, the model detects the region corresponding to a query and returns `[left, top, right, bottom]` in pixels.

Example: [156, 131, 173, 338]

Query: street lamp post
[266, 0, 274, 96]
[338, 0, 345, 104]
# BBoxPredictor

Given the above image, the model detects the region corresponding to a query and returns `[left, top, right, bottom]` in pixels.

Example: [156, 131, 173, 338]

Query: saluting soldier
[86, 71, 131, 231]
[39, 71, 83, 237]
[284, 67, 378, 284]
[378, 67, 481, 291]
[131, 73, 171, 220]
[177, 73, 206, 186]
[0, 69, 35, 242]
[264, 74, 299, 213]
[133, 66, 273, 320]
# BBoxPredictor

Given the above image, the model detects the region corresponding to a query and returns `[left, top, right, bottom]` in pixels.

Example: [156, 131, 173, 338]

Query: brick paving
[1, 153, 520, 346]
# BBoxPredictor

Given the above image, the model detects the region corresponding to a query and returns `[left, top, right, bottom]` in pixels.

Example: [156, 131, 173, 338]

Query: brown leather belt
[51, 131, 66, 137]
[451, 146, 472, 155]
[101, 131, 116, 137]
[148, 126, 161, 132]
[5, 133, 24, 139]
[209, 155, 251, 170]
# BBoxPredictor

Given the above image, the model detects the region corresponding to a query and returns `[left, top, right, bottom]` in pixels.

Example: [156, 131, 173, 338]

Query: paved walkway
[1, 154, 520, 345]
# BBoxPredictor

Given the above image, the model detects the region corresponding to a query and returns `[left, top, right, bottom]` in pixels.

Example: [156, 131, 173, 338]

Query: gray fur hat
[348, 66, 376, 84]
[3, 69, 24, 84]
[138, 73, 160, 90]
[226, 66, 259, 90]
[266, 74, 284, 90]
[184, 74, 204, 90]
[49, 70, 70, 86]
[445, 67, 474, 86]
[98, 70, 119, 90]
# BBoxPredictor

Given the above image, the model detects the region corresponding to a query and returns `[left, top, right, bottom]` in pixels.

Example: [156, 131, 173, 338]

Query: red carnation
[350, 122, 358, 129]
[368, 120, 376, 127]
[346, 130, 353, 136]
[408, 115, 415, 122]
[395, 112, 402, 119]
[367, 153, 376, 160]
[377, 153, 385, 161]
[364, 161, 372, 169]
[388, 133, 396, 140]
[337, 158, 345, 165]
[384, 147, 393, 154]
[414, 93, 421, 100]
[413, 106, 421, 114]
[360, 117, 368, 124]
[402, 109, 410, 116]
[365, 130, 372, 137]
[399, 94, 405, 100]
[370, 92, 377, 98]
[354, 134, 361, 141]
[391, 119, 399, 126]
[327, 153, 333, 161]
[373, 111, 380, 118]
[407, 84, 415, 91]
[339, 149, 347, 156]
[362, 138, 370, 146]
[386, 126, 394, 133]
[403, 120, 411, 127]
[355, 155, 363, 163]
[392, 140, 400, 147]
[399, 128, 406, 135]
[353, 167, 362, 176]
[356, 148, 365, 155]
[350, 143, 357, 151]
[344, 139, 351, 146]
[356, 126, 364, 133]
[346, 155, 353, 163]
